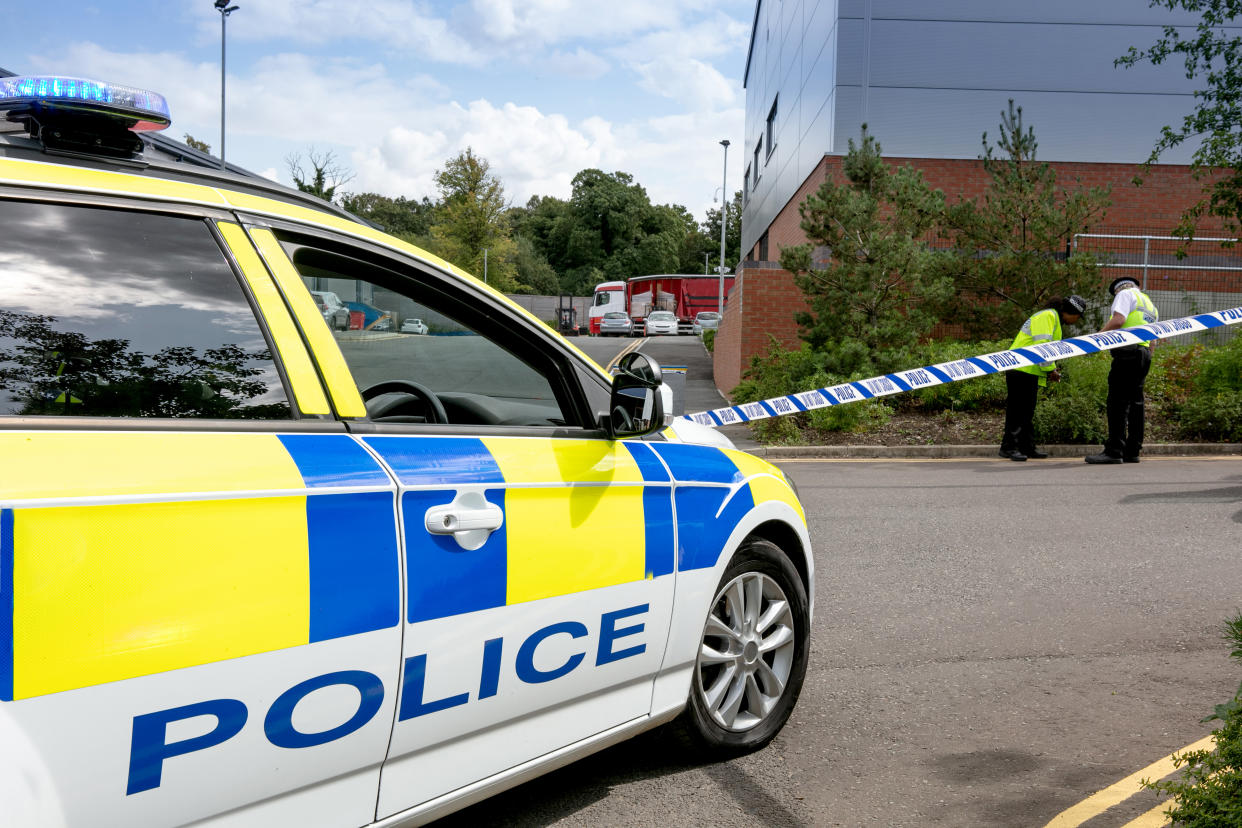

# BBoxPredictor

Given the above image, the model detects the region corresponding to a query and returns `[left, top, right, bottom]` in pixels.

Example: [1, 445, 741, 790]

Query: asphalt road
[439, 335, 1242, 827]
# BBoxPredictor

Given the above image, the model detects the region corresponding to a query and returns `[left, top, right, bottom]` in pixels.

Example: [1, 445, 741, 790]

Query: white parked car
[643, 310, 679, 336]
[400, 317, 428, 335]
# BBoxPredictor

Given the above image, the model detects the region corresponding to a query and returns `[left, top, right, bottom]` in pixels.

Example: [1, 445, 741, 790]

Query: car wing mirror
[604, 352, 665, 438]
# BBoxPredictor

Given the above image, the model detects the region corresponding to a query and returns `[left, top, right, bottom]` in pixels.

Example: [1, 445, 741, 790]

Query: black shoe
[1123, 456, 1140, 464]
[1085, 453, 1123, 464]
[999, 449, 1026, 461]
[1025, 449, 1049, 459]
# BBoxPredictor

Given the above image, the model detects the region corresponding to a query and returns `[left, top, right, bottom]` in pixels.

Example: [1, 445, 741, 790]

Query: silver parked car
[400, 318, 428, 335]
[692, 311, 721, 335]
[644, 310, 679, 336]
[598, 311, 633, 337]
[311, 290, 350, 330]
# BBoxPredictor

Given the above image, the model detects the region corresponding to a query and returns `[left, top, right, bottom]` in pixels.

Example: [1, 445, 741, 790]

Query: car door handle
[424, 490, 503, 551]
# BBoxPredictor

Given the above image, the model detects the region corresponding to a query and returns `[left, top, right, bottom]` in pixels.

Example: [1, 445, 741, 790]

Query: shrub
[1029, 353, 1111, 444]
[731, 340, 893, 441]
[701, 329, 715, 353]
[1193, 334, 1242, 397]
[1142, 614, 1242, 826]
[1148, 343, 1206, 409]
[903, 338, 1010, 412]
[1178, 391, 1242, 442]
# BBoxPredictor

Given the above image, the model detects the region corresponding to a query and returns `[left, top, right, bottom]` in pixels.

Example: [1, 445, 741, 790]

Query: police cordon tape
[680, 306, 1242, 428]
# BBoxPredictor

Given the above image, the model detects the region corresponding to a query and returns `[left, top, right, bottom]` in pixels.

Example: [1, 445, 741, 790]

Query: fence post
[1142, 236, 1150, 290]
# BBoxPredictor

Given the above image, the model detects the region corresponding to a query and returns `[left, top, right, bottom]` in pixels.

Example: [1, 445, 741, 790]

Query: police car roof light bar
[0, 76, 171, 131]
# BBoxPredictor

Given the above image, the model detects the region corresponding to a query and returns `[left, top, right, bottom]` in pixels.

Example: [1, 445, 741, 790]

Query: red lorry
[596, 274, 734, 335]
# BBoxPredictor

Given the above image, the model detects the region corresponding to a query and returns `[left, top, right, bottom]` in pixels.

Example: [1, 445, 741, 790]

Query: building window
[759, 231, 769, 262]
[765, 97, 778, 161]
[743, 167, 750, 203]
[753, 139, 762, 187]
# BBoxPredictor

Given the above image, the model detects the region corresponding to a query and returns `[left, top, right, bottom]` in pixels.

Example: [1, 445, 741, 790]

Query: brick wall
[716, 154, 1228, 395]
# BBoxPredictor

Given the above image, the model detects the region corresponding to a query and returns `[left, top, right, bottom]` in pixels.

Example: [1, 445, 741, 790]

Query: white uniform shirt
[1110, 287, 1140, 319]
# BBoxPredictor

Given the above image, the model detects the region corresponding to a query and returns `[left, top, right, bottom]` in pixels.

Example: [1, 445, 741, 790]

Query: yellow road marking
[1043, 734, 1214, 827]
[1119, 800, 1173, 828]
[605, 337, 645, 373]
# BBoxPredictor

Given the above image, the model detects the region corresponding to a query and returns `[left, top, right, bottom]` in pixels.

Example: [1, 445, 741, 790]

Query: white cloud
[541, 48, 610, 80]
[633, 56, 737, 111]
[27, 17, 746, 222]
[465, 0, 707, 47]
[189, 0, 486, 65]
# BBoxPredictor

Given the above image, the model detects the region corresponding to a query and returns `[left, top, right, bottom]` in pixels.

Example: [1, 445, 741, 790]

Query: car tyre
[671, 537, 809, 756]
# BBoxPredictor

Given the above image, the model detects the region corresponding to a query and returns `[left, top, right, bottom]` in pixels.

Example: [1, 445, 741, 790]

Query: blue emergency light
[0, 75, 171, 131]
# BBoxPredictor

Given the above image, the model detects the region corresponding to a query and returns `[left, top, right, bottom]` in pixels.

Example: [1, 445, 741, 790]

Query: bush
[1142, 614, 1242, 826]
[1028, 353, 1110, 443]
[731, 340, 892, 442]
[1178, 391, 1242, 442]
[903, 338, 1010, 412]
[1194, 334, 1242, 397]
[701, 329, 715, 353]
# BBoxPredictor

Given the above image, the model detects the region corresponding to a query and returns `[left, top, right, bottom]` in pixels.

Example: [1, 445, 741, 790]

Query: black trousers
[1002, 371, 1041, 454]
[1103, 347, 1152, 458]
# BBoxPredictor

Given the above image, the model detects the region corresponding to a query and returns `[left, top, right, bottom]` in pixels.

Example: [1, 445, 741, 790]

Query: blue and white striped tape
[681, 306, 1242, 428]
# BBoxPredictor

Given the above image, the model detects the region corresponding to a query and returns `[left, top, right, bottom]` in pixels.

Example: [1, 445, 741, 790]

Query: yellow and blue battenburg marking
[363, 436, 676, 624]
[0, 433, 399, 702]
[650, 443, 806, 572]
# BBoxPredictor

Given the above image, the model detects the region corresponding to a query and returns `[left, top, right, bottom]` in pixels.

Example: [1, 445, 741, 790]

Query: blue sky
[3, 0, 753, 219]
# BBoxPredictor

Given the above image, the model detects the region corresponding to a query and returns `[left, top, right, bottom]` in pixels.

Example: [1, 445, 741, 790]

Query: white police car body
[0, 76, 813, 827]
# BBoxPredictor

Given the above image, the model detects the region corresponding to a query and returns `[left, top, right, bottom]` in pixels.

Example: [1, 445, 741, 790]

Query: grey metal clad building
[740, 0, 1206, 256]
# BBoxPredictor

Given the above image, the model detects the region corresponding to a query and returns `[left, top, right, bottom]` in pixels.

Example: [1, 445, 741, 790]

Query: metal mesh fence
[1074, 231, 1242, 345]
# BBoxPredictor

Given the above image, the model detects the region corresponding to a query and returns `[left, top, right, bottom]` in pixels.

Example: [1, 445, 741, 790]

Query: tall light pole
[717, 139, 730, 314]
[215, 0, 239, 170]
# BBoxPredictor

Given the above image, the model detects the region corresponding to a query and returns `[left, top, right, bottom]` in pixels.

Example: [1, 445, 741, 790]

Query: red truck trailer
[622, 274, 735, 335]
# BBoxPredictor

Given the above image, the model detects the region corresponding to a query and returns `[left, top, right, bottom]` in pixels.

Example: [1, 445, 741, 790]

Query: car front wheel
[673, 537, 809, 755]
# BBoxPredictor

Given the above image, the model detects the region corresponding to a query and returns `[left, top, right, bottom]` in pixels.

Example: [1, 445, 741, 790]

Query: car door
[245, 220, 678, 815]
[0, 196, 402, 827]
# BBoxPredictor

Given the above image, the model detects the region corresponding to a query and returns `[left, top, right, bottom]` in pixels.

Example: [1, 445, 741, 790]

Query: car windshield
[698, 313, 720, 320]
[649, 312, 674, 320]
[604, 312, 627, 319]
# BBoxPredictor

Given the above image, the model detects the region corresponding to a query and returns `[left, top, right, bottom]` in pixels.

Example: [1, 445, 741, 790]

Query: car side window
[0, 201, 294, 419]
[278, 238, 574, 428]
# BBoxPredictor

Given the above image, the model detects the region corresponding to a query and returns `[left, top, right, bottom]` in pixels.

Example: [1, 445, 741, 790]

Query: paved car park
[468, 334, 1242, 827]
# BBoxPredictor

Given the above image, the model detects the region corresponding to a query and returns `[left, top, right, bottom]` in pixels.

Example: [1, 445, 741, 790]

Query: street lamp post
[717, 139, 730, 314]
[214, 0, 240, 170]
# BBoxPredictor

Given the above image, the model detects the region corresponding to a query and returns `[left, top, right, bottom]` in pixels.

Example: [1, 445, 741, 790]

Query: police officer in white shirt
[1085, 277, 1160, 464]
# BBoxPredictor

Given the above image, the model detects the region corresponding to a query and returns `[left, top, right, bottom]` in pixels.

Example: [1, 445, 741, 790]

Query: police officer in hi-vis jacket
[999, 295, 1087, 462]
[1085, 277, 1160, 464]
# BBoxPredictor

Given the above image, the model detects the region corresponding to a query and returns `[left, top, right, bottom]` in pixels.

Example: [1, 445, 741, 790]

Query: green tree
[942, 101, 1111, 337]
[428, 148, 519, 291]
[513, 235, 560, 294]
[1118, 1, 1242, 241]
[182, 134, 211, 154]
[779, 127, 953, 376]
[286, 149, 354, 204]
[341, 193, 437, 239]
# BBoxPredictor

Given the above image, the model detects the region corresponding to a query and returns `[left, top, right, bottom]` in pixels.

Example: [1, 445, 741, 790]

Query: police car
[0, 76, 813, 827]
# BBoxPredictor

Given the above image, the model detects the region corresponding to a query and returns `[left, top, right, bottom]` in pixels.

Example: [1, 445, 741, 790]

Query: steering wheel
[611, 404, 635, 433]
[361, 380, 448, 424]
